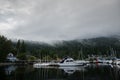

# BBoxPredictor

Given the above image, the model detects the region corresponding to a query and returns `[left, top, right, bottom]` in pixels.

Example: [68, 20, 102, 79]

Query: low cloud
[0, 0, 120, 42]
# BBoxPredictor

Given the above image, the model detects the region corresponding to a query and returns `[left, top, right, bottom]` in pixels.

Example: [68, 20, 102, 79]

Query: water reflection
[5, 65, 17, 75]
[59, 66, 85, 74]
[111, 65, 120, 80]
[0, 64, 120, 80]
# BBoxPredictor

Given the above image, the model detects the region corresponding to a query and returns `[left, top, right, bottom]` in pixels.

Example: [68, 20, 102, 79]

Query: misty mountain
[15, 36, 120, 59]
[1, 34, 120, 61]
[52, 36, 120, 47]
[81, 37, 120, 47]
[13, 36, 120, 49]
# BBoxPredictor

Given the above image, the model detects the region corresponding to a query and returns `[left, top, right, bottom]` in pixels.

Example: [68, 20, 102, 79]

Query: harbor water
[0, 64, 120, 80]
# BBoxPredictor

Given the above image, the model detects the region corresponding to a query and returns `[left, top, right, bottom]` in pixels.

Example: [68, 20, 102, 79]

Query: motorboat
[33, 57, 85, 68]
[49, 57, 85, 67]
[93, 57, 112, 64]
[112, 59, 120, 65]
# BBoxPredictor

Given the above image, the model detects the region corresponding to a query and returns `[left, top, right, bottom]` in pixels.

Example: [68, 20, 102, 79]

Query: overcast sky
[0, 0, 120, 42]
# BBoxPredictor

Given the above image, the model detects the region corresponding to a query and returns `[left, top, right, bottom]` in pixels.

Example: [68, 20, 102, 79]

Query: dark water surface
[0, 64, 120, 80]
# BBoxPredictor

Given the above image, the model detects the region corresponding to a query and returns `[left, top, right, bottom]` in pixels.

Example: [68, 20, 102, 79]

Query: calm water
[0, 64, 120, 80]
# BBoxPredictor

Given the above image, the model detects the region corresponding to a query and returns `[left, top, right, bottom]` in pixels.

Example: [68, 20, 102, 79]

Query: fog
[0, 0, 120, 42]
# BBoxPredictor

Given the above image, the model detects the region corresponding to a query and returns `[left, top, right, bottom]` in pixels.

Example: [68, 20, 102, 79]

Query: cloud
[0, 0, 120, 42]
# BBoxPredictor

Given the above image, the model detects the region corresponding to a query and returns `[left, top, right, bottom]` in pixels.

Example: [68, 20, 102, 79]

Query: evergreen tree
[16, 40, 21, 55]
[0, 35, 12, 61]
[20, 40, 26, 53]
[16, 40, 27, 60]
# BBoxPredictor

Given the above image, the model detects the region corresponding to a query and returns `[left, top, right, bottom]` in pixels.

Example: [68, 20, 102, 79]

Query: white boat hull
[33, 63, 50, 68]
[33, 62, 84, 68]
[57, 63, 84, 67]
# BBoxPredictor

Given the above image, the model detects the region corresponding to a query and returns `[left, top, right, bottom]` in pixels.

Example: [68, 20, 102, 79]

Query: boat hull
[57, 63, 84, 67]
[33, 63, 50, 68]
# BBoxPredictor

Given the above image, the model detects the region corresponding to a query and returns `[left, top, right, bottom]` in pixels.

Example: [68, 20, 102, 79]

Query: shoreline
[0, 63, 16, 66]
[0, 62, 31, 66]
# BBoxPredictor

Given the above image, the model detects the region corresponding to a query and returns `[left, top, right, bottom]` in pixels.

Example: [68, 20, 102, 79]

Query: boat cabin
[60, 57, 74, 63]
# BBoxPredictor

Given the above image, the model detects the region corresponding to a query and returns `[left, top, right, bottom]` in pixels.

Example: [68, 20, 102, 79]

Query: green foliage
[27, 55, 37, 61]
[16, 40, 26, 54]
[42, 55, 52, 61]
[20, 41, 26, 53]
[0, 35, 13, 61]
[16, 40, 20, 54]
[17, 53, 27, 60]
[15, 40, 27, 60]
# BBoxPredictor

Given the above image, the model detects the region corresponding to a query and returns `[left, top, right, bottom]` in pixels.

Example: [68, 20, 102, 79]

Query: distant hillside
[14, 36, 120, 59]
[1, 34, 120, 61]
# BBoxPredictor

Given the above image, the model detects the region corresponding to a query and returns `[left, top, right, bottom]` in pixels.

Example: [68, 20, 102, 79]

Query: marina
[33, 57, 120, 68]
[33, 57, 86, 67]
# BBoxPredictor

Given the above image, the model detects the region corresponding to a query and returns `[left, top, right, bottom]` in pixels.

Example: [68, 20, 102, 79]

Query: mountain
[15, 36, 120, 59]
[1, 34, 120, 61]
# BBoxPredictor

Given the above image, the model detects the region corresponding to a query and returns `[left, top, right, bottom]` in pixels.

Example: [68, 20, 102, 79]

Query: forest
[0, 35, 120, 62]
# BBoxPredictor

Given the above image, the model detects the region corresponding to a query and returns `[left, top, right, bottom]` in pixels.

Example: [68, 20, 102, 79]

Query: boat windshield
[60, 57, 69, 63]
[66, 60, 73, 62]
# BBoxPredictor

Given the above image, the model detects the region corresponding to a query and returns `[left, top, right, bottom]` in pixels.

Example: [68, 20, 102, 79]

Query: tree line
[0, 35, 120, 62]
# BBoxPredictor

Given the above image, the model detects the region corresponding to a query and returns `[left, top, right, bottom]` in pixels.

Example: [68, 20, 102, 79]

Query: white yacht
[33, 57, 85, 68]
[56, 57, 85, 67]
[113, 59, 120, 65]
